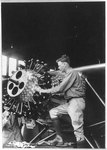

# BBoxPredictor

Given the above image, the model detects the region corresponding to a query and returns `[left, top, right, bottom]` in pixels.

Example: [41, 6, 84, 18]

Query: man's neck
[65, 66, 71, 73]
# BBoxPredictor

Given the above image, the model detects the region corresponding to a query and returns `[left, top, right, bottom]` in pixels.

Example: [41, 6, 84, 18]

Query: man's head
[56, 55, 70, 72]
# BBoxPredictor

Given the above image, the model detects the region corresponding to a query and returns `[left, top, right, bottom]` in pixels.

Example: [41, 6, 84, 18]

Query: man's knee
[49, 108, 58, 119]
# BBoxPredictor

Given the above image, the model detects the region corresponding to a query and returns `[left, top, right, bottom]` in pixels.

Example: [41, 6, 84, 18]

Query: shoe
[48, 135, 63, 146]
[37, 141, 51, 146]
[76, 137, 86, 148]
[76, 137, 85, 143]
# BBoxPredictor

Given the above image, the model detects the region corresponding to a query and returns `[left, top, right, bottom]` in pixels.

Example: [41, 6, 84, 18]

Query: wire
[85, 78, 105, 107]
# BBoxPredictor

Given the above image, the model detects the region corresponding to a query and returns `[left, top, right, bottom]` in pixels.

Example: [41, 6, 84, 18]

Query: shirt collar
[66, 67, 73, 74]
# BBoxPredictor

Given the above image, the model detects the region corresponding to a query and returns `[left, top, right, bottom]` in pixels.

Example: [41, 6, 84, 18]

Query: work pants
[49, 97, 85, 140]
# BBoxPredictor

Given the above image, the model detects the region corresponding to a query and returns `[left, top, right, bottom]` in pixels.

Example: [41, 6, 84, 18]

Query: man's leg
[67, 98, 85, 142]
[51, 117, 62, 137]
[48, 103, 68, 145]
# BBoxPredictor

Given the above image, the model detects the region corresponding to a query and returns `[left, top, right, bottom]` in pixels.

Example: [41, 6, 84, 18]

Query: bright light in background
[18, 60, 25, 69]
[18, 60, 25, 66]
[9, 57, 17, 76]
[2, 55, 7, 76]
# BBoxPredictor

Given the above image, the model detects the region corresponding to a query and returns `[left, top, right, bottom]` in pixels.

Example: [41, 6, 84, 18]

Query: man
[35, 54, 86, 145]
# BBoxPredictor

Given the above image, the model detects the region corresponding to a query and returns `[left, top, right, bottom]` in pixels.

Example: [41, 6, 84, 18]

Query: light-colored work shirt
[46, 67, 86, 99]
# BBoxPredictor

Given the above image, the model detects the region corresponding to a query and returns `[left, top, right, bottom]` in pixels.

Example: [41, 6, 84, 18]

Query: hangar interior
[2, 1, 105, 148]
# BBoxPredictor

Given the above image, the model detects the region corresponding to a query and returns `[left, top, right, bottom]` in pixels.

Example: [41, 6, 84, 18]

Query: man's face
[57, 61, 66, 72]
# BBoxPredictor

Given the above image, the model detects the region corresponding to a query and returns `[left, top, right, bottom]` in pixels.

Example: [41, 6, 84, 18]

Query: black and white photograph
[1, 0, 105, 148]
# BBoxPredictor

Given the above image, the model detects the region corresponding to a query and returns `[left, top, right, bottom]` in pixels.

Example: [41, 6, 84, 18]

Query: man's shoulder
[68, 69, 82, 78]
[68, 68, 77, 74]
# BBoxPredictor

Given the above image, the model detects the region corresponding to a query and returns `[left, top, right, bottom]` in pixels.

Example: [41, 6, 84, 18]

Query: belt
[65, 96, 85, 102]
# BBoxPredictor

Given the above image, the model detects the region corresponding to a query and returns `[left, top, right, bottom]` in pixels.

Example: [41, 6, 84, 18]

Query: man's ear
[64, 62, 67, 66]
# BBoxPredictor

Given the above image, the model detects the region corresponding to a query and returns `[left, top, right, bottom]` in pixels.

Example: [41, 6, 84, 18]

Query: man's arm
[35, 71, 77, 94]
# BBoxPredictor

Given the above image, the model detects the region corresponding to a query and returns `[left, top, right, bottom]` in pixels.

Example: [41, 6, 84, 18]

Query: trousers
[49, 97, 85, 140]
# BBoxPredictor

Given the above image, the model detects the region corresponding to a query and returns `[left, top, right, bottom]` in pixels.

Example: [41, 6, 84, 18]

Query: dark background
[2, 2, 105, 68]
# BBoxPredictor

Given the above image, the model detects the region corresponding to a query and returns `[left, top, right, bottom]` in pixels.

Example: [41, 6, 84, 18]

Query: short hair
[56, 54, 70, 65]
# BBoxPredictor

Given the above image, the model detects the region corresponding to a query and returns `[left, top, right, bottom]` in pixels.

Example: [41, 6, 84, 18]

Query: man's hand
[34, 86, 46, 94]
[35, 85, 51, 94]
[35, 86, 41, 93]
